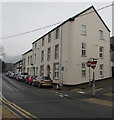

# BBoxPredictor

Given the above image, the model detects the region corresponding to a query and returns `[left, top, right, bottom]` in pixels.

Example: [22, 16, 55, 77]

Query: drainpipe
[60, 25, 63, 87]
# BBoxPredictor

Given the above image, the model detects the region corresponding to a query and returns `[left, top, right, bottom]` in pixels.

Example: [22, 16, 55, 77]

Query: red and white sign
[90, 61, 97, 69]
[86, 61, 91, 67]
[86, 61, 97, 69]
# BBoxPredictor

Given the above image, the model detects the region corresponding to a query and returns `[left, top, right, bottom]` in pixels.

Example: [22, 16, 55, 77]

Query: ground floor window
[53, 63, 59, 79]
[99, 64, 104, 76]
[40, 65, 44, 76]
[82, 63, 86, 77]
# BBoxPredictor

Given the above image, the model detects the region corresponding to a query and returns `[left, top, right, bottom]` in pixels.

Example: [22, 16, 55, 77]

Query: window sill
[99, 57, 104, 59]
[81, 55, 87, 57]
[54, 78, 59, 80]
[82, 76, 86, 78]
[81, 33, 87, 36]
[99, 75, 104, 78]
[99, 38, 105, 40]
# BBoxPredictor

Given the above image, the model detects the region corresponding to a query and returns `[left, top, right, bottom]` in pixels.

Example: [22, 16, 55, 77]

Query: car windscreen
[42, 77, 51, 80]
[32, 76, 37, 78]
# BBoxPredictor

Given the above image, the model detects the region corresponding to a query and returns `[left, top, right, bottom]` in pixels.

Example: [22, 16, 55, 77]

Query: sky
[0, 0, 113, 62]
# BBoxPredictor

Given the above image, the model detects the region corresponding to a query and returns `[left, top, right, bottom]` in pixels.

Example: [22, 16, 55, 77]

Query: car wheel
[38, 84, 41, 88]
[32, 83, 34, 86]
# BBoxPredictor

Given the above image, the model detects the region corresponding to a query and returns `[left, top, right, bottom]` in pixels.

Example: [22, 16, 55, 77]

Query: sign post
[86, 61, 91, 86]
[90, 60, 97, 96]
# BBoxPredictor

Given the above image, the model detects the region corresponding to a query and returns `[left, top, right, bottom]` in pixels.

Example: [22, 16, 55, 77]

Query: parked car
[6, 71, 12, 77]
[32, 76, 53, 87]
[17, 72, 28, 81]
[25, 75, 38, 84]
[9, 72, 15, 78]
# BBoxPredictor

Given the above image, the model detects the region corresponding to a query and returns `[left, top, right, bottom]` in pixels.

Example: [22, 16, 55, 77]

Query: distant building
[22, 49, 33, 75]
[110, 36, 114, 77]
[14, 60, 22, 73]
[31, 6, 111, 85]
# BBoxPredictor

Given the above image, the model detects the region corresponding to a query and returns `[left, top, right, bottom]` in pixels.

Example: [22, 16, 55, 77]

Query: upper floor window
[82, 43, 86, 56]
[81, 25, 86, 35]
[99, 30, 104, 40]
[30, 55, 32, 65]
[34, 54, 36, 64]
[42, 37, 44, 46]
[47, 47, 51, 61]
[28, 57, 29, 65]
[55, 28, 60, 39]
[41, 50, 44, 62]
[35, 43, 37, 50]
[40, 65, 44, 76]
[48, 33, 51, 43]
[55, 44, 59, 59]
[99, 46, 104, 58]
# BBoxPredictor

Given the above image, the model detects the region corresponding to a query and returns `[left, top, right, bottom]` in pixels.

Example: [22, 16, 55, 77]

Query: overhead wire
[0, 3, 113, 39]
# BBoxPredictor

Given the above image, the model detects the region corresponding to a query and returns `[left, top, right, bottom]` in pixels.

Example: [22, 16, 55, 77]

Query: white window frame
[81, 25, 86, 35]
[48, 33, 51, 43]
[40, 65, 44, 76]
[99, 46, 104, 58]
[55, 28, 59, 39]
[55, 44, 59, 59]
[35, 43, 37, 50]
[41, 50, 44, 62]
[42, 37, 44, 46]
[82, 43, 86, 56]
[99, 64, 104, 76]
[99, 30, 104, 40]
[82, 63, 86, 77]
[47, 47, 51, 61]
[53, 63, 59, 80]
[34, 54, 36, 64]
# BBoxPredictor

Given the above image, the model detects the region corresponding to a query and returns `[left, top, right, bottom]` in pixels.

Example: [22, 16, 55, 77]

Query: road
[2, 74, 113, 119]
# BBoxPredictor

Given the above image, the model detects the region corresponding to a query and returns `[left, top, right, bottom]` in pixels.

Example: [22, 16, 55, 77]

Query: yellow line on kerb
[0, 93, 38, 119]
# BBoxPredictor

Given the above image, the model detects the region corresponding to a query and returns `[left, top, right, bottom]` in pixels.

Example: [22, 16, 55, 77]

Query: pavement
[1, 77, 113, 119]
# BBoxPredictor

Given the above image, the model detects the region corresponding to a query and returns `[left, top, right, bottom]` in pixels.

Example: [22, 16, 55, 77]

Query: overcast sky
[0, 0, 113, 62]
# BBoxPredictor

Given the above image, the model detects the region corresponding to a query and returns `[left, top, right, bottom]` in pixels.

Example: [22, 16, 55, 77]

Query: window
[99, 30, 104, 40]
[41, 50, 44, 62]
[40, 65, 44, 76]
[82, 43, 86, 56]
[30, 56, 32, 65]
[34, 54, 36, 64]
[47, 48, 51, 61]
[27, 57, 29, 65]
[42, 37, 44, 46]
[53, 63, 59, 79]
[81, 25, 86, 35]
[55, 28, 59, 39]
[35, 43, 37, 50]
[82, 63, 86, 77]
[55, 44, 59, 59]
[99, 46, 103, 58]
[99, 64, 104, 76]
[48, 33, 51, 43]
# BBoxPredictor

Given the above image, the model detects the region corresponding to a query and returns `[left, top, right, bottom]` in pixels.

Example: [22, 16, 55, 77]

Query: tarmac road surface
[2, 74, 113, 119]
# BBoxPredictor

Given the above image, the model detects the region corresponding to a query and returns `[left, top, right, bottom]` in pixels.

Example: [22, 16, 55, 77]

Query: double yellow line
[0, 93, 39, 119]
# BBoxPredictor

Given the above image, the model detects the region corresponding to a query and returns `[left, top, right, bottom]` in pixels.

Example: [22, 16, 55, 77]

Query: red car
[25, 75, 38, 84]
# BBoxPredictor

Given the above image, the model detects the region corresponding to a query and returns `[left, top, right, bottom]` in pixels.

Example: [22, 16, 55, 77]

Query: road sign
[61, 67, 64, 71]
[90, 61, 97, 69]
[86, 61, 91, 67]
